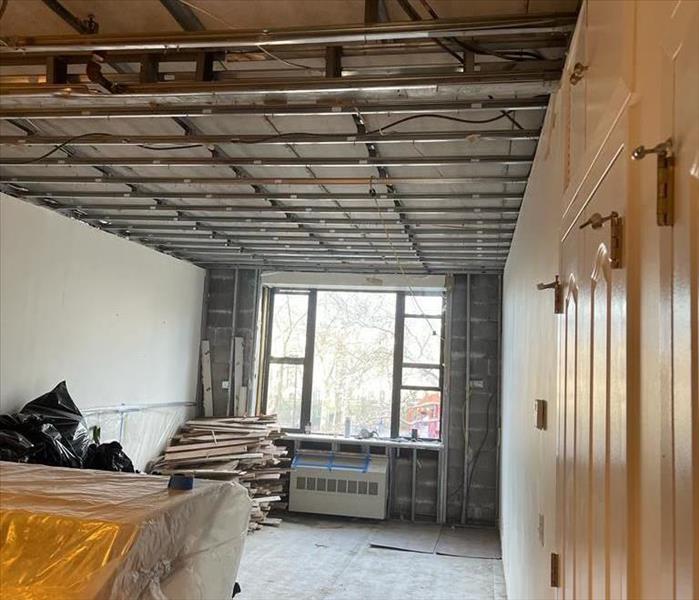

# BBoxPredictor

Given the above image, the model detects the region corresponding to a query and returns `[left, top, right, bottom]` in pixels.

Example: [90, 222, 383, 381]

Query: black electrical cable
[137, 144, 204, 150]
[3, 112, 515, 162]
[464, 392, 496, 514]
[1, 132, 120, 164]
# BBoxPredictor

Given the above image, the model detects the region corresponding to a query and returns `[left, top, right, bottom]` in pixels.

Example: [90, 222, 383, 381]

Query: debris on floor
[150, 414, 289, 531]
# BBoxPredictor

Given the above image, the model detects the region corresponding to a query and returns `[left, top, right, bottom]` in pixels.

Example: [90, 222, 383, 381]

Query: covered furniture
[0, 461, 251, 599]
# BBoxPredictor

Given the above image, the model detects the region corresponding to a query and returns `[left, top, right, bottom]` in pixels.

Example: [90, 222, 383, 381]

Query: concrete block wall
[204, 269, 260, 416]
[445, 273, 501, 524]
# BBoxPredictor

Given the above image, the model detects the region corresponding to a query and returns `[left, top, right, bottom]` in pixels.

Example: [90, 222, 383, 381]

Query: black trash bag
[0, 429, 35, 462]
[84, 441, 135, 472]
[0, 412, 82, 467]
[20, 381, 91, 462]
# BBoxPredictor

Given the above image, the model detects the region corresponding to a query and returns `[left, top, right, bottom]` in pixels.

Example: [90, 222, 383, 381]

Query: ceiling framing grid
[0, 4, 575, 274]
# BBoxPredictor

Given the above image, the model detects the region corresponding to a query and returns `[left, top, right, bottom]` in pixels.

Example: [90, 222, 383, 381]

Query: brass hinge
[536, 276, 563, 314]
[631, 138, 674, 226]
[550, 552, 561, 588]
[579, 211, 623, 269]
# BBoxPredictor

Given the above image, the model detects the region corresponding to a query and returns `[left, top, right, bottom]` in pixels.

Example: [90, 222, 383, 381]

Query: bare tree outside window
[262, 287, 444, 439]
[312, 291, 395, 437]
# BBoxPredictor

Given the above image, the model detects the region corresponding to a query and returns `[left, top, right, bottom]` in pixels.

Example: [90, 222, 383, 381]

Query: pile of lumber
[152, 415, 288, 531]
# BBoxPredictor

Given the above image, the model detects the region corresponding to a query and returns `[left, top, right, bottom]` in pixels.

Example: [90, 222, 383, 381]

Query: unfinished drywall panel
[0, 194, 205, 462]
[501, 86, 565, 600]
[204, 268, 260, 416]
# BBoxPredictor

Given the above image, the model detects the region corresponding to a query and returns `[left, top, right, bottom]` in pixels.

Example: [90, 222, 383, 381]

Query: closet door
[655, 3, 699, 597]
[558, 116, 630, 599]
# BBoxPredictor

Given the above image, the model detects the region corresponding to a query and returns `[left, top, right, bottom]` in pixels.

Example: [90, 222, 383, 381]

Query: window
[260, 288, 444, 439]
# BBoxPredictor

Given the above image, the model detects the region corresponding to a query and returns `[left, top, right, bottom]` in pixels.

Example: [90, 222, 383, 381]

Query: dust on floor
[236, 514, 507, 600]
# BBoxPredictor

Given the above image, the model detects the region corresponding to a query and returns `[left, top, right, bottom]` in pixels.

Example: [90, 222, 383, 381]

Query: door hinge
[537, 276, 563, 314]
[631, 138, 674, 226]
[579, 211, 623, 269]
[550, 552, 561, 588]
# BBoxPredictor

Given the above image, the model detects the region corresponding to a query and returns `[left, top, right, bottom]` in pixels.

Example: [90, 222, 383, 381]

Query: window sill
[283, 432, 443, 451]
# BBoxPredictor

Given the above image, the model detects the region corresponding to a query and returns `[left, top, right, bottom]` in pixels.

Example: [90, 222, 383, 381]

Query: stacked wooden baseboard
[151, 415, 289, 531]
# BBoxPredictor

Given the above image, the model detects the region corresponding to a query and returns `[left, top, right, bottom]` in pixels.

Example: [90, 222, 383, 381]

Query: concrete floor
[237, 514, 507, 600]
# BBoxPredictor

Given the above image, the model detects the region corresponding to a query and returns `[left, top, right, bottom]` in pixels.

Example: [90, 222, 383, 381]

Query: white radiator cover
[289, 451, 389, 519]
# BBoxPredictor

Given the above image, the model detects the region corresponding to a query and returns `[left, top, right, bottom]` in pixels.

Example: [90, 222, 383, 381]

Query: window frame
[259, 286, 444, 439]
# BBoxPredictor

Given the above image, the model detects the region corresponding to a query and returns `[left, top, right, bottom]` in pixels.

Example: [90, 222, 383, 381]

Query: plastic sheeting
[0, 461, 252, 600]
[83, 404, 192, 471]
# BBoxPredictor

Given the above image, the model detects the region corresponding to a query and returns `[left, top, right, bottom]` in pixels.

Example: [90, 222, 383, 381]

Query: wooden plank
[233, 336, 244, 416]
[200, 340, 213, 417]
[167, 439, 251, 453]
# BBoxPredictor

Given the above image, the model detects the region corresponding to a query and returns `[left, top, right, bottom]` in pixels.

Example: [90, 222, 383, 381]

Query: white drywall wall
[500, 91, 565, 599]
[0, 194, 205, 464]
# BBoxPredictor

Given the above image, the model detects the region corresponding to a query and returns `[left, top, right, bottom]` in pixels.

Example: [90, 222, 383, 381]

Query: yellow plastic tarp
[0, 461, 251, 600]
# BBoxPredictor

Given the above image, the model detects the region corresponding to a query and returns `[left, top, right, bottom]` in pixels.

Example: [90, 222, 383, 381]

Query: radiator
[289, 450, 389, 519]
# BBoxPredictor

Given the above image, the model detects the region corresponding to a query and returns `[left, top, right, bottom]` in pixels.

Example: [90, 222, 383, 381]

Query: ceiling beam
[159, 0, 205, 32]
[1, 174, 529, 185]
[18, 191, 522, 202]
[0, 129, 540, 145]
[0, 13, 577, 54]
[75, 214, 519, 225]
[48, 203, 519, 214]
[1, 155, 533, 168]
[0, 96, 549, 120]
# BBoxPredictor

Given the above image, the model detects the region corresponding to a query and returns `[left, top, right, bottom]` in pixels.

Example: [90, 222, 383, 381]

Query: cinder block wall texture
[204, 269, 260, 416]
[446, 274, 501, 524]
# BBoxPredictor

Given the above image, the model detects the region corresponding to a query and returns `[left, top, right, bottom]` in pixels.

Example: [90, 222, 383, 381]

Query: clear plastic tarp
[0, 461, 251, 599]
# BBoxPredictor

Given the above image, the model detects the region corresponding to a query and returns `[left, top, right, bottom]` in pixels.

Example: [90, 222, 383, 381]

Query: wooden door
[655, 3, 699, 597]
[558, 115, 630, 599]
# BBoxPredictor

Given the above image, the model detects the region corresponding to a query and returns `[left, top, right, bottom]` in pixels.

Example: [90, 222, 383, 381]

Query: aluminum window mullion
[299, 289, 317, 431]
[402, 361, 442, 370]
[268, 356, 305, 365]
[260, 287, 276, 414]
[391, 292, 405, 438]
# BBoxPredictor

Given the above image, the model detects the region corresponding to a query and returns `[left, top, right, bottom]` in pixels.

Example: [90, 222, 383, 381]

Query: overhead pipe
[0, 13, 576, 54]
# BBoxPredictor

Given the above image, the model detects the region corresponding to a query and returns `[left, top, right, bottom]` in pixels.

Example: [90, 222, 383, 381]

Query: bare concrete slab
[369, 520, 442, 554]
[436, 526, 502, 559]
[236, 514, 507, 600]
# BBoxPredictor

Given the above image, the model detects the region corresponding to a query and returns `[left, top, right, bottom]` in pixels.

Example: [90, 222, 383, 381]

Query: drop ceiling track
[1, 175, 528, 186]
[18, 191, 523, 202]
[0, 14, 576, 54]
[76, 214, 518, 225]
[49, 203, 518, 215]
[0, 129, 540, 145]
[0, 96, 548, 120]
[0, 155, 533, 168]
[103, 224, 515, 235]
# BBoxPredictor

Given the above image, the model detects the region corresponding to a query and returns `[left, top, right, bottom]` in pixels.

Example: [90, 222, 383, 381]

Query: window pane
[311, 291, 395, 437]
[266, 362, 304, 429]
[402, 367, 441, 388]
[270, 293, 308, 358]
[404, 317, 442, 364]
[400, 389, 441, 438]
[405, 294, 443, 316]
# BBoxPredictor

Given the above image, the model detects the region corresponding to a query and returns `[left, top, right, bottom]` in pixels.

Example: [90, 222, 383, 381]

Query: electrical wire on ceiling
[2, 132, 120, 163]
[173, 0, 316, 71]
[416, 0, 545, 62]
[1, 111, 517, 163]
[369, 181, 444, 340]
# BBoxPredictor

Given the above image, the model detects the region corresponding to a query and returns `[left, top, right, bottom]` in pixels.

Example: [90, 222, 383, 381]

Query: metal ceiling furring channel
[0, 8, 575, 274]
